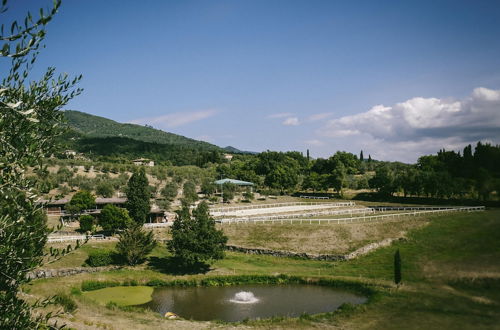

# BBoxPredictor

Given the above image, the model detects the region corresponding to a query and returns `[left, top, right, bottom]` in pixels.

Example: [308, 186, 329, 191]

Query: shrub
[79, 215, 95, 233]
[85, 250, 113, 267]
[81, 280, 120, 292]
[54, 294, 77, 313]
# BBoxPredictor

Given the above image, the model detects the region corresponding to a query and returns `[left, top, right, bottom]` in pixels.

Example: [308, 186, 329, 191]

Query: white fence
[144, 222, 171, 228]
[210, 201, 355, 214]
[47, 234, 106, 243]
[217, 206, 485, 225]
[218, 207, 374, 223]
[299, 195, 330, 199]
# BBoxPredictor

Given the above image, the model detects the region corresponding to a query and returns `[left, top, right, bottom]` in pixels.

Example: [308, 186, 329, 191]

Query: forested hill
[63, 110, 221, 151]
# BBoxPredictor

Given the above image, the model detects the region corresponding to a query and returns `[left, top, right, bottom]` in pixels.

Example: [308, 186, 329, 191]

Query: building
[214, 178, 254, 192]
[132, 158, 155, 167]
[223, 154, 233, 161]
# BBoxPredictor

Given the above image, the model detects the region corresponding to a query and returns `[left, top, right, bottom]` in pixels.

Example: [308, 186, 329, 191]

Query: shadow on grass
[148, 256, 210, 275]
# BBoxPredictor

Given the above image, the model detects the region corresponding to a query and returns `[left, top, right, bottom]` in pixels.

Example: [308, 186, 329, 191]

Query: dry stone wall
[226, 237, 405, 261]
[27, 265, 122, 280]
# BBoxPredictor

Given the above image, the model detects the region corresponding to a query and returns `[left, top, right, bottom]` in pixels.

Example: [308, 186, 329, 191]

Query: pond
[140, 284, 367, 322]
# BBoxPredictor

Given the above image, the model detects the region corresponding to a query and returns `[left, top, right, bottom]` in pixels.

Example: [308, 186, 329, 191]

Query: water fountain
[229, 291, 259, 304]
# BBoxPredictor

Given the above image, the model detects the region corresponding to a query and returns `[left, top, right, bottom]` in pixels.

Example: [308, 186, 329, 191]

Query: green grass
[27, 208, 500, 329]
[83, 286, 154, 306]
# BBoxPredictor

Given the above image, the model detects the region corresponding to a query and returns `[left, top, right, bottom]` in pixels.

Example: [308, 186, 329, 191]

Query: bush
[81, 280, 121, 291]
[79, 215, 95, 233]
[54, 294, 77, 313]
[85, 250, 114, 267]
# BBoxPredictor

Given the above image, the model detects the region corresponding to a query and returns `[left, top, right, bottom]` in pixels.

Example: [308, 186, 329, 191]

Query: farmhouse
[132, 158, 155, 167]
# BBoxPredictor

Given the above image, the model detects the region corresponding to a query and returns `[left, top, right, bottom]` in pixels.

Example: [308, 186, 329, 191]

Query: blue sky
[2, 0, 500, 162]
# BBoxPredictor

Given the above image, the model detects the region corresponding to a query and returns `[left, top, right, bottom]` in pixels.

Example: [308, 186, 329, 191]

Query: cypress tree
[394, 249, 402, 285]
[125, 167, 150, 224]
[360, 150, 364, 162]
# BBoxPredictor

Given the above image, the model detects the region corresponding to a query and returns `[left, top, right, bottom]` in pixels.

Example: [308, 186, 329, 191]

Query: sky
[2, 0, 500, 162]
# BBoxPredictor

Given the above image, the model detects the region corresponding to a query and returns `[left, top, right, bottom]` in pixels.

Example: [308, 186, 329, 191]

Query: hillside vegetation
[64, 110, 221, 151]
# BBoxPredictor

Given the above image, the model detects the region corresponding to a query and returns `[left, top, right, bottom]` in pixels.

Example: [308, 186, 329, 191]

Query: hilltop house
[132, 158, 154, 167]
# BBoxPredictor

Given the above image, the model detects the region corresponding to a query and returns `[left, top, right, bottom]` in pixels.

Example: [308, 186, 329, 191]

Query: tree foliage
[125, 168, 150, 223]
[116, 225, 156, 266]
[0, 0, 82, 327]
[168, 202, 227, 267]
[68, 190, 95, 212]
[394, 249, 402, 285]
[98, 204, 132, 233]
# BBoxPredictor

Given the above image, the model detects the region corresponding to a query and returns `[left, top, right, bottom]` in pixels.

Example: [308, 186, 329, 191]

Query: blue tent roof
[214, 178, 254, 186]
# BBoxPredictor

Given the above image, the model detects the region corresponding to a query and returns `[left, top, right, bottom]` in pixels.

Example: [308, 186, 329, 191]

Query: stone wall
[226, 237, 404, 261]
[27, 265, 121, 280]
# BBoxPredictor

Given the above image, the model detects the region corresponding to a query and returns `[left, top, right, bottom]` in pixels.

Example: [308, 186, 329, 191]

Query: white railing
[210, 201, 355, 213]
[299, 195, 330, 199]
[144, 223, 171, 228]
[47, 234, 106, 243]
[218, 207, 374, 223]
[217, 206, 485, 225]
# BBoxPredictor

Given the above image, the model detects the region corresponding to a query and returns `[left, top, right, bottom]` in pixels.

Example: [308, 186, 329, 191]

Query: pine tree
[125, 167, 150, 224]
[116, 225, 156, 265]
[168, 201, 228, 267]
[394, 249, 402, 285]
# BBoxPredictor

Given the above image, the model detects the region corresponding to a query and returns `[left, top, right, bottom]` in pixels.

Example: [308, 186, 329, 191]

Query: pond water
[140, 284, 367, 322]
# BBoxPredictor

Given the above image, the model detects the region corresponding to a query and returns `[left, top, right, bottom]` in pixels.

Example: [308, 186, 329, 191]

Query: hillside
[64, 110, 221, 151]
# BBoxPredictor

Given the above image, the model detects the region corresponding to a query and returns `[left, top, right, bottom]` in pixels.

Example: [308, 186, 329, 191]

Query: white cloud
[304, 139, 325, 146]
[307, 112, 334, 122]
[268, 112, 293, 119]
[282, 117, 300, 126]
[316, 87, 500, 162]
[130, 109, 217, 128]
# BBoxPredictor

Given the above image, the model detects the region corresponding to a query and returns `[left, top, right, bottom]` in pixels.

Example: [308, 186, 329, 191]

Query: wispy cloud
[130, 109, 218, 128]
[307, 112, 334, 122]
[283, 117, 300, 126]
[267, 112, 293, 119]
[304, 139, 325, 146]
[315, 87, 500, 162]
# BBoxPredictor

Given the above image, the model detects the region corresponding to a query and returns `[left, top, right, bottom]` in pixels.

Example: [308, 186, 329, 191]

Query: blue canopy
[214, 178, 254, 186]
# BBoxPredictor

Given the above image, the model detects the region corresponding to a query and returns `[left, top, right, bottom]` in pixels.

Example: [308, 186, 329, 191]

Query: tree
[96, 181, 114, 198]
[182, 180, 199, 204]
[99, 204, 133, 233]
[360, 150, 364, 162]
[222, 182, 236, 202]
[116, 225, 156, 265]
[161, 182, 178, 200]
[67, 190, 96, 213]
[168, 202, 227, 267]
[0, 1, 82, 327]
[125, 168, 150, 224]
[79, 215, 96, 233]
[394, 249, 402, 285]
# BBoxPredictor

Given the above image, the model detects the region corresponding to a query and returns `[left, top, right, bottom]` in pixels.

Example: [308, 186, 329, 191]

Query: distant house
[64, 150, 77, 156]
[132, 158, 154, 167]
[223, 154, 233, 161]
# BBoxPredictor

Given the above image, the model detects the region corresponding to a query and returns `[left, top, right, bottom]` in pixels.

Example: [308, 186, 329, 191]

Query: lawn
[27, 208, 500, 329]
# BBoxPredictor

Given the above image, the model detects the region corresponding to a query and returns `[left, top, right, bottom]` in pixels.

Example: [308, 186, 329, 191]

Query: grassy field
[221, 217, 427, 254]
[28, 208, 500, 329]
